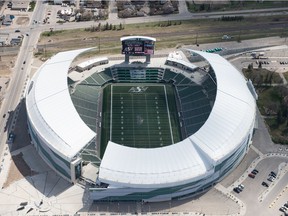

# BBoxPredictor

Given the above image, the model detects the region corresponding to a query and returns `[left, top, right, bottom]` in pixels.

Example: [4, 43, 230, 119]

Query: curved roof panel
[189, 50, 256, 162]
[99, 50, 256, 187]
[99, 139, 210, 188]
[26, 48, 96, 160]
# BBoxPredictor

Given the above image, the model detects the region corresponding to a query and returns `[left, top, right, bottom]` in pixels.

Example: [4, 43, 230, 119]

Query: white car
[268, 176, 275, 182]
[222, 35, 231, 40]
[238, 184, 244, 190]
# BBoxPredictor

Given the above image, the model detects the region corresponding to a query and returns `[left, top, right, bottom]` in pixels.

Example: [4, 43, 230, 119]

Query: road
[0, 0, 46, 164]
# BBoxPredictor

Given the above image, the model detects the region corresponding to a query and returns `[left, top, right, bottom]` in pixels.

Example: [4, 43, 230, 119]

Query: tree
[248, 63, 253, 71]
[277, 110, 283, 125]
[119, 23, 123, 30]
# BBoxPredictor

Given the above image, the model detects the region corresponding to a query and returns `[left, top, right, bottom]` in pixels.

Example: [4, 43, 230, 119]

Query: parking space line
[250, 145, 264, 156]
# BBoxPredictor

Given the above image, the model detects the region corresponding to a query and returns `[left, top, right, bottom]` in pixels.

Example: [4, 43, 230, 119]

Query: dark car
[248, 173, 255, 178]
[251, 170, 258, 175]
[15, 29, 20, 33]
[280, 206, 287, 212]
[252, 169, 259, 174]
[262, 182, 269, 187]
[233, 187, 241, 193]
[270, 171, 277, 177]
[23, 61, 26, 64]
[7, 132, 15, 144]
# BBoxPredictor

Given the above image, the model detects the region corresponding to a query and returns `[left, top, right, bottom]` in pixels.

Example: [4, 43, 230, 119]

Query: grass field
[101, 83, 181, 157]
[37, 14, 288, 59]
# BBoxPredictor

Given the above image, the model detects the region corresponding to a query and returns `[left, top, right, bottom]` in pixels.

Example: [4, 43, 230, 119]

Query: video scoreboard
[121, 37, 155, 55]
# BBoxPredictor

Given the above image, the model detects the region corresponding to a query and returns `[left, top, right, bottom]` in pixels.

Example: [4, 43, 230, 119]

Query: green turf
[100, 83, 181, 157]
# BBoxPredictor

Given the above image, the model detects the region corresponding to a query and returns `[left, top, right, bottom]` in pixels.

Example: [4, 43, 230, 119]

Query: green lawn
[101, 83, 181, 157]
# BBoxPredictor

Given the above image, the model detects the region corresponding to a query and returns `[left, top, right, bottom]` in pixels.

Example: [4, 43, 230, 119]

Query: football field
[101, 83, 181, 156]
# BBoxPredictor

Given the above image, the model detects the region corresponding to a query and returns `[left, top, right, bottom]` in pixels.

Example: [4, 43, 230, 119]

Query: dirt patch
[3, 153, 37, 188]
[0, 55, 16, 76]
[15, 17, 29, 25]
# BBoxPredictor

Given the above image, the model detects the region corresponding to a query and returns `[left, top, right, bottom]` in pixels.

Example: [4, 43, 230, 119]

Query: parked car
[248, 173, 255, 178]
[262, 182, 269, 187]
[252, 169, 259, 174]
[233, 187, 241, 193]
[238, 184, 244, 191]
[15, 29, 20, 33]
[267, 176, 275, 182]
[7, 132, 15, 144]
[251, 170, 258, 175]
[279, 207, 286, 213]
[270, 171, 277, 177]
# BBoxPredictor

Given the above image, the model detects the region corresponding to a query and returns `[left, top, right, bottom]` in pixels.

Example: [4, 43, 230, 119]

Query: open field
[186, 1, 288, 12]
[242, 68, 283, 85]
[0, 55, 17, 76]
[36, 15, 288, 58]
[256, 86, 288, 145]
[283, 71, 288, 81]
[101, 83, 181, 157]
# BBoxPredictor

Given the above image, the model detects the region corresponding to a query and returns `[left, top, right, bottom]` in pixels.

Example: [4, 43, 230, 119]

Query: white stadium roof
[98, 50, 256, 188]
[100, 139, 212, 188]
[26, 48, 96, 161]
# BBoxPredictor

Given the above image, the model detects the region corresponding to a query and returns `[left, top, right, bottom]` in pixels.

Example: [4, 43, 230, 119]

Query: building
[10, 38, 22, 46]
[52, 0, 76, 5]
[76, 57, 108, 72]
[26, 46, 257, 201]
[2, 14, 14, 26]
[11, 0, 30, 11]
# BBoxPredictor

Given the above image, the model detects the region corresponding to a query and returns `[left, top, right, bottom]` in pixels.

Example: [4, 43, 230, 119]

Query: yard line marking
[164, 85, 174, 144]
[132, 93, 135, 146]
[110, 85, 113, 141]
[144, 94, 151, 148]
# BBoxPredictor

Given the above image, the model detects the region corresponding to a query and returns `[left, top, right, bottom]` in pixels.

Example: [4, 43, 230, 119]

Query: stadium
[25, 36, 257, 202]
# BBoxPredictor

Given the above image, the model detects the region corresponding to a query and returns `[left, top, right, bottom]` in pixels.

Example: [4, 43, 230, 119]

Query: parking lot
[230, 156, 288, 216]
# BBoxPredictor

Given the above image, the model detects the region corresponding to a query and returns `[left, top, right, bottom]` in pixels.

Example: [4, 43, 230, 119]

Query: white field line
[110, 85, 113, 141]
[164, 85, 174, 144]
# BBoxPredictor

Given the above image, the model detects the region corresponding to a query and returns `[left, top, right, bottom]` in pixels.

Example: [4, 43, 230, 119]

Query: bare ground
[0, 55, 16, 76]
[15, 17, 30, 26]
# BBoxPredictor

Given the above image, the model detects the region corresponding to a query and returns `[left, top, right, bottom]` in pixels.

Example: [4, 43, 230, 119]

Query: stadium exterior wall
[25, 48, 95, 183]
[90, 123, 254, 201]
[27, 118, 72, 181]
